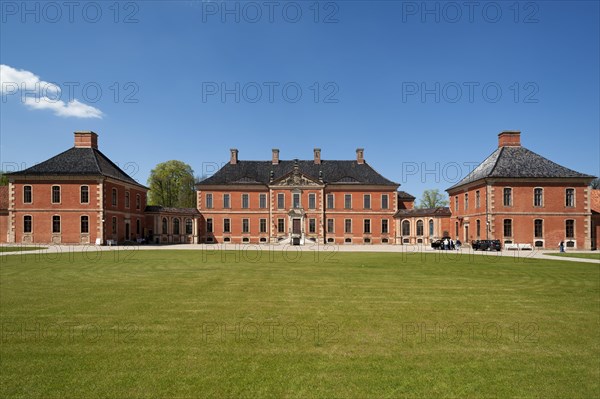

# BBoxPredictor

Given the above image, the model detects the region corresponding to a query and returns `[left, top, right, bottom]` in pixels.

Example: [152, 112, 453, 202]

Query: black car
[472, 239, 501, 251]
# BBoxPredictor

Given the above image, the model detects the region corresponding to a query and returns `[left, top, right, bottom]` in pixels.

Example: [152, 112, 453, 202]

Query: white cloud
[0, 64, 103, 119]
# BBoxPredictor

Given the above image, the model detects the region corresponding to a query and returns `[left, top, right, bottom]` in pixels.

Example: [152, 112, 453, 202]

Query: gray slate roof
[398, 191, 416, 200]
[145, 206, 200, 215]
[394, 207, 451, 218]
[7, 147, 146, 188]
[198, 160, 398, 186]
[448, 146, 595, 191]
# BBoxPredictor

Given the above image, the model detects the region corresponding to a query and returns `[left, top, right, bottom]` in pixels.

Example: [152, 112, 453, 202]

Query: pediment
[271, 171, 321, 187]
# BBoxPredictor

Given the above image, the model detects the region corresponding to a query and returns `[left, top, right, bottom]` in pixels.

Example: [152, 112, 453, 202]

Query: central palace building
[1, 130, 598, 250]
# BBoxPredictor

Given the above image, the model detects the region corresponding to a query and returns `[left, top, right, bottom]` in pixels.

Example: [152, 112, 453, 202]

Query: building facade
[196, 148, 402, 245]
[447, 131, 595, 249]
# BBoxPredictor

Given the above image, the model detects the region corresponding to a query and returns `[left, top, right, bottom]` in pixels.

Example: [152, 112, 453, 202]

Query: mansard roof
[6, 147, 146, 189]
[447, 146, 594, 191]
[198, 159, 398, 186]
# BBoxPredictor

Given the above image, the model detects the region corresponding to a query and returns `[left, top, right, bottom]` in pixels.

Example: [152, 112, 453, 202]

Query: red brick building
[3, 132, 149, 244]
[196, 148, 404, 245]
[447, 131, 596, 249]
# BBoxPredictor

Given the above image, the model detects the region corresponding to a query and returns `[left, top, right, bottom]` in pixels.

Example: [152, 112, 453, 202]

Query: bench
[106, 239, 117, 246]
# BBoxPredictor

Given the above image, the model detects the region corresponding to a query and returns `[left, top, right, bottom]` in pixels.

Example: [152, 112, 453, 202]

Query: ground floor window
[207, 218, 213, 233]
[344, 219, 352, 234]
[565, 220, 574, 238]
[113, 217, 118, 234]
[24, 215, 32, 233]
[363, 219, 371, 234]
[277, 218, 285, 233]
[534, 219, 543, 238]
[260, 219, 267, 233]
[416, 220, 424, 236]
[185, 219, 192, 235]
[53, 216, 61, 233]
[327, 219, 334, 233]
[223, 219, 231, 233]
[476, 220, 481, 238]
[81, 216, 89, 233]
[503, 219, 512, 237]
[173, 218, 180, 235]
[402, 220, 410, 236]
[381, 219, 388, 234]
[309, 218, 316, 234]
[242, 219, 249, 233]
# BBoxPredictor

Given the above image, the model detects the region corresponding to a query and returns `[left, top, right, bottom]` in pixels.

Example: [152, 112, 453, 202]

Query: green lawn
[0, 246, 47, 253]
[1, 248, 598, 398]
[544, 252, 600, 260]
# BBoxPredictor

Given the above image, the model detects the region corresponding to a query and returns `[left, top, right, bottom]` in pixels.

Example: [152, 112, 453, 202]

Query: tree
[0, 172, 8, 186]
[591, 178, 600, 189]
[417, 189, 449, 209]
[147, 160, 196, 208]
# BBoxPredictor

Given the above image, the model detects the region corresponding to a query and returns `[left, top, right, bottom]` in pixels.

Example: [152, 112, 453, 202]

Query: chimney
[272, 149, 280, 165]
[498, 131, 521, 147]
[314, 148, 321, 164]
[356, 148, 365, 164]
[230, 148, 238, 165]
[74, 131, 98, 149]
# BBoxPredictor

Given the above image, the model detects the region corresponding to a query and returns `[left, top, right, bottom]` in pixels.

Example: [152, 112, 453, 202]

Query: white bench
[106, 239, 117, 246]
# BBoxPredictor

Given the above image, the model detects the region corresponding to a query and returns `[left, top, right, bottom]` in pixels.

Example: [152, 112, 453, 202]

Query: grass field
[1, 248, 599, 398]
[544, 252, 600, 260]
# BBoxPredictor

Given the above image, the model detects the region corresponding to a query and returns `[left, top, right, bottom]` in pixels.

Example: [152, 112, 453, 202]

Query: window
[186, 219, 193, 235]
[565, 220, 574, 238]
[503, 219, 512, 237]
[259, 218, 267, 233]
[242, 194, 249, 209]
[136, 194, 141, 210]
[454, 196, 458, 211]
[137, 219, 141, 235]
[206, 193, 213, 209]
[223, 194, 230, 209]
[402, 220, 410, 236]
[382, 219, 388, 234]
[476, 220, 481, 238]
[534, 219, 543, 238]
[173, 218, 180, 234]
[293, 193, 300, 209]
[277, 193, 285, 209]
[24, 186, 32, 203]
[125, 192, 130, 208]
[242, 218, 249, 233]
[206, 218, 213, 233]
[277, 218, 285, 233]
[24, 215, 32, 233]
[416, 220, 424, 236]
[326, 194, 334, 209]
[429, 219, 434, 236]
[381, 194, 389, 209]
[475, 190, 480, 209]
[52, 186, 61, 204]
[565, 189, 575, 207]
[503, 188, 512, 207]
[259, 194, 267, 209]
[363, 194, 371, 209]
[81, 216, 89, 233]
[455, 221, 459, 237]
[364, 219, 371, 234]
[113, 217, 118, 234]
[344, 194, 352, 209]
[327, 219, 334, 233]
[534, 188, 543, 207]
[52, 215, 61, 233]
[162, 218, 168, 234]
[308, 193, 316, 209]
[464, 193, 468, 211]
[309, 218, 316, 233]
[111, 188, 117, 206]
[224, 218, 231, 233]
[344, 219, 352, 233]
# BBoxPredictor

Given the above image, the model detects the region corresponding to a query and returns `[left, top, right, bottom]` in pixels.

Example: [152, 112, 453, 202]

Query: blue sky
[1, 1, 599, 200]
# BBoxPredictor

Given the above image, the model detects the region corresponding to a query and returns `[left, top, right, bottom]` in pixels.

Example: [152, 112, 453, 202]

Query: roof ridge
[488, 146, 503, 177]
[90, 148, 102, 173]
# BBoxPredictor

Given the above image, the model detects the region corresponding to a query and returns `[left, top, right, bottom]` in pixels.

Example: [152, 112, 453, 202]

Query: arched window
[173, 218, 180, 235]
[186, 219, 193, 235]
[416, 220, 424, 236]
[428, 219, 434, 236]
[162, 218, 168, 234]
[402, 220, 410, 236]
